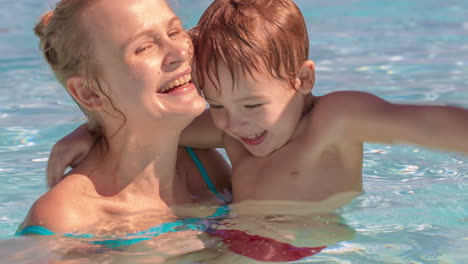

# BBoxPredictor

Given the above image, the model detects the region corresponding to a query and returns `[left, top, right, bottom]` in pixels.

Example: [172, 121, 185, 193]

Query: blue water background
[0, 0, 467, 263]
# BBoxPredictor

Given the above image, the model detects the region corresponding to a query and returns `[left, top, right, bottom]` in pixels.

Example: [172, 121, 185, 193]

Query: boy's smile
[202, 64, 307, 157]
[241, 130, 268, 145]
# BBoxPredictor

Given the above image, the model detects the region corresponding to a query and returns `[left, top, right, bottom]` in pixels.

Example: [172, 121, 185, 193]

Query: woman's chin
[156, 83, 205, 112]
[165, 96, 206, 123]
[178, 93, 205, 116]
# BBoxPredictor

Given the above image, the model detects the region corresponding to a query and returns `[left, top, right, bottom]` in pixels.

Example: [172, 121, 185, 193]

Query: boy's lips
[240, 131, 267, 145]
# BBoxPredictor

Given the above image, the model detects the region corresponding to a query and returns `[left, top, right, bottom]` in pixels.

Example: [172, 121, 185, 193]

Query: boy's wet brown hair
[191, 0, 309, 92]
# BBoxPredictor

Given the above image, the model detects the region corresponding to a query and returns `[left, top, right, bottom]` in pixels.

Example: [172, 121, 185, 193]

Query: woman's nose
[162, 39, 190, 71]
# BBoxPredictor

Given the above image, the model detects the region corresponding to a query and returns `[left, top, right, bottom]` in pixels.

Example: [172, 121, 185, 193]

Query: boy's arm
[180, 109, 225, 149]
[325, 91, 468, 153]
[47, 124, 96, 188]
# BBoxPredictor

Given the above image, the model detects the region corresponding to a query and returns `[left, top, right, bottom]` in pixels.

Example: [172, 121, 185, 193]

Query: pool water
[0, 0, 467, 263]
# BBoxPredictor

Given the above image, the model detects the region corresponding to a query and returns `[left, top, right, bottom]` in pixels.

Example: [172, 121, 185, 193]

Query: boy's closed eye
[208, 104, 264, 109]
[209, 104, 224, 109]
[244, 104, 263, 109]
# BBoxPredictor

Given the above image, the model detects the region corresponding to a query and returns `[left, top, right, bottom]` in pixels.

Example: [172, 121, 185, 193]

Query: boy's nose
[225, 112, 247, 133]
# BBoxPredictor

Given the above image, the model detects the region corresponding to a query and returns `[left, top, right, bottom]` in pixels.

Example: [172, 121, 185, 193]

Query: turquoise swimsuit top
[185, 147, 230, 203]
[17, 147, 231, 248]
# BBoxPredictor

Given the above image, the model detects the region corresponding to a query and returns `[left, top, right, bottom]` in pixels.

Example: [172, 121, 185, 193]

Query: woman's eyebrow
[122, 17, 181, 49]
[167, 16, 182, 27]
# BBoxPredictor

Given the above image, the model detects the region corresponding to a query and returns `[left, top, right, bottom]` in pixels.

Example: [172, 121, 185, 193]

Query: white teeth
[246, 131, 265, 139]
[161, 74, 192, 93]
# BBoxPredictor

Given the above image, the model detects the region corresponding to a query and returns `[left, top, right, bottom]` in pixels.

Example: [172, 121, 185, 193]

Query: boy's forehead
[210, 61, 276, 88]
[203, 65, 282, 101]
[205, 67, 257, 94]
[203, 84, 268, 102]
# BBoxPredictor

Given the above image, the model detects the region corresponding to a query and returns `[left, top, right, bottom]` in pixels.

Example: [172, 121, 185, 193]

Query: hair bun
[34, 11, 53, 39]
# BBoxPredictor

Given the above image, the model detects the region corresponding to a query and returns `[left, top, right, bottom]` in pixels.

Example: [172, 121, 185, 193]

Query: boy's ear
[294, 60, 316, 95]
[66, 76, 104, 110]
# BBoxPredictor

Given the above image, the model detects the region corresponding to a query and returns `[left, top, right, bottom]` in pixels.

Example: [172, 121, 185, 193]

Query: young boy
[49, 0, 468, 210]
[180, 0, 468, 208]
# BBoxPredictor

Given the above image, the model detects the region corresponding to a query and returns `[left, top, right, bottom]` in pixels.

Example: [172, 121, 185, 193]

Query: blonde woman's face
[86, 0, 205, 131]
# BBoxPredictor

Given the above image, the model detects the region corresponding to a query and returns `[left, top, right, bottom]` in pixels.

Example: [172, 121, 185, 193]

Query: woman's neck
[79, 129, 182, 205]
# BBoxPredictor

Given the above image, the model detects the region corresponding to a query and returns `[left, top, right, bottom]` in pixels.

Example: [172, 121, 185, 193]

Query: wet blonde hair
[34, 0, 104, 137]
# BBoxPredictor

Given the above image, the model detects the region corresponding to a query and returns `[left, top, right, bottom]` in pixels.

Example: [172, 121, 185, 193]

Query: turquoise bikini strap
[185, 147, 229, 203]
[16, 225, 55, 236]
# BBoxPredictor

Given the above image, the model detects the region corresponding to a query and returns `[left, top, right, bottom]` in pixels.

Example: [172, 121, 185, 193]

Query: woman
[19, 0, 231, 235]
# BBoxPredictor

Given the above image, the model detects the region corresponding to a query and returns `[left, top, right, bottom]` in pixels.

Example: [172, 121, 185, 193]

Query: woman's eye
[135, 43, 154, 54]
[169, 29, 183, 39]
[244, 104, 263, 109]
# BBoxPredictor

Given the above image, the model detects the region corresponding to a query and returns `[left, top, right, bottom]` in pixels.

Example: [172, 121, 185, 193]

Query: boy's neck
[302, 94, 318, 117]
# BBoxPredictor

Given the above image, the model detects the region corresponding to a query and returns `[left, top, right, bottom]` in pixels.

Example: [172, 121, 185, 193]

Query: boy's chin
[245, 144, 275, 158]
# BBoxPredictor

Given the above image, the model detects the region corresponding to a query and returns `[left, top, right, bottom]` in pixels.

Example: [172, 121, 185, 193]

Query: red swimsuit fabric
[207, 229, 326, 262]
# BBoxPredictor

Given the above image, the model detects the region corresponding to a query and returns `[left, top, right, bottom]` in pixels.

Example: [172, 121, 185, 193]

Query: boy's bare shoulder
[310, 91, 388, 124]
[21, 175, 94, 234]
[301, 91, 388, 143]
[317, 91, 386, 112]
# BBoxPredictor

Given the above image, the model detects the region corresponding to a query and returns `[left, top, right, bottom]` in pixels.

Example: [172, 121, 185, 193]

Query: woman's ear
[294, 60, 316, 95]
[66, 76, 104, 110]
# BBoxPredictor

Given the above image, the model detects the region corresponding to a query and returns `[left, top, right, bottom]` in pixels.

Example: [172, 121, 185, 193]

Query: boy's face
[203, 63, 306, 157]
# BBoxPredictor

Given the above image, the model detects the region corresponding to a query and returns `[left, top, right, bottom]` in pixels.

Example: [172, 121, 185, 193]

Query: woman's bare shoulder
[21, 175, 96, 234]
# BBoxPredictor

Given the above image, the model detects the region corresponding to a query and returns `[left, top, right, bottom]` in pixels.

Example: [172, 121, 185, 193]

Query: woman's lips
[165, 82, 195, 95]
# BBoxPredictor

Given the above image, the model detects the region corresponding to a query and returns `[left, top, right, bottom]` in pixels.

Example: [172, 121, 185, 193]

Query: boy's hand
[46, 124, 95, 188]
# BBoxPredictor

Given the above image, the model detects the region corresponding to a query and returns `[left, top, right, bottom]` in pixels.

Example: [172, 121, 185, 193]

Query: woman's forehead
[86, 0, 176, 47]
[87, 0, 174, 31]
